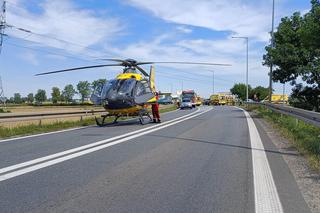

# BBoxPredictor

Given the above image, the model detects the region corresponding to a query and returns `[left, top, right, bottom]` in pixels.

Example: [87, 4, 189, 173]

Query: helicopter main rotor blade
[135, 65, 149, 77]
[148, 62, 232, 66]
[35, 64, 122, 76]
[101, 59, 132, 66]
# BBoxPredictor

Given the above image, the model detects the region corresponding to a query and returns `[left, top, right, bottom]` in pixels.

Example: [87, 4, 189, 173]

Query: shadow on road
[148, 134, 299, 157]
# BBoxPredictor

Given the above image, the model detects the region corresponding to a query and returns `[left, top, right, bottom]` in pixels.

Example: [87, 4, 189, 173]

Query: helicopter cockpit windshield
[98, 77, 154, 109]
[100, 78, 137, 109]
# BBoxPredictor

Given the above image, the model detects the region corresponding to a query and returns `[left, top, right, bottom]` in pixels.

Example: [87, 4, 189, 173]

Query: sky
[0, 0, 313, 99]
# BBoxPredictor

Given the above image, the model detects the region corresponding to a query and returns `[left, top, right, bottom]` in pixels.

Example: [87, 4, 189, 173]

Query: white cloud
[126, 0, 271, 41]
[176, 26, 192, 34]
[20, 52, 39, 65]
[6, 0, 123, 53]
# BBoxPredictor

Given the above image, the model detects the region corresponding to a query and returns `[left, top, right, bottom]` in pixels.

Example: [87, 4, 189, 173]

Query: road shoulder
[251, 111, 319, 213]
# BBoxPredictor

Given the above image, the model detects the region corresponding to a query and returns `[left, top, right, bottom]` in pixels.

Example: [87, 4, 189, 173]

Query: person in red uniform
[152, 92, 161, 123]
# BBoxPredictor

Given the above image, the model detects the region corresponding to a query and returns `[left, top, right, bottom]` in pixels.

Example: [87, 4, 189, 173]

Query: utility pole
[0, 0, 6, 105]
[268, 0, 275, 102]
[282, 83, 285, 105]
[232, 36, 249, 102]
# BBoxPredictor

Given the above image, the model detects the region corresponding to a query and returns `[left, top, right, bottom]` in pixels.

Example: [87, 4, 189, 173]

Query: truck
[196, 96, 202, 106]
[210, 94, 219, 105]
[210, 93, 226, 105]
[262, 94, 289, 104]
[182, 90, 197, 108]
[210, 93, 235, 106]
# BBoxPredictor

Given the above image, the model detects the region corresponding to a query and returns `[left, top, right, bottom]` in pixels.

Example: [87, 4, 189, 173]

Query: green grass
[0, 105, 178, 140]
[0, 118, 97, 139]
[159, 105, 178, 113]
[0, 108, 11, 113]
[248, 105, 320, 171]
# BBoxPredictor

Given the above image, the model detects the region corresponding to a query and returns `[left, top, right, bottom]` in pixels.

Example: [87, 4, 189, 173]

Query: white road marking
[0, 109, 180, 143]
[0, 108, 210, 181]
[0, 108, 199, 175]
[236, 107, 284, 213]
[0, 126, 89, 143]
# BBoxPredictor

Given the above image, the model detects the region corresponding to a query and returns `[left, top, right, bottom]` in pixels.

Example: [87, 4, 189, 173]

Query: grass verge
[0, 105, 178, 140]
[247, 105, 320, 171]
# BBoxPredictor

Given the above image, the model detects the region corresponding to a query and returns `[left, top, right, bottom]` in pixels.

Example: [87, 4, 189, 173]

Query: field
[0, 104, 177, 139]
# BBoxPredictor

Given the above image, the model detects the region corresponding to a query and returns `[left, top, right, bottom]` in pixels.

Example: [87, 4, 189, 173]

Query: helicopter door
[134, 80, 154, 104]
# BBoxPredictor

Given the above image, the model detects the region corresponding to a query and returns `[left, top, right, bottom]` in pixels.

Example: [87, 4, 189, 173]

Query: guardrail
[0, 110, 106, 125]
[247, 102, 320, 128]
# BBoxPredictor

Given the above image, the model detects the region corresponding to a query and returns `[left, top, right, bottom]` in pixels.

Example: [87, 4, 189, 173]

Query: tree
[51, 87, 61, 104]
[92, 79, 107, 95]
[62, 84, 76, 103]
[27, 93, 34, 104]
[263, 12, 304, 84]
[230, 83, 252, 101]
[263, 1, 320, 110]
[35, 89, 47, 103]
[77, 81, 91, 102]
[290, 84, 320, 112]
[13, 93, 22, 104]
[250, 86, 269, 101]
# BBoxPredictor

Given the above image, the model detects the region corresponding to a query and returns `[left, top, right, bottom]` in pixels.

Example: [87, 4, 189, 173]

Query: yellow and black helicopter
[36, 59, 230, 126]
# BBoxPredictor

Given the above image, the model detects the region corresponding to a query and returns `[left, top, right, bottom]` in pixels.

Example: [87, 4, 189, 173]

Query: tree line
[7, 79, 106, 104]
[230, 83, 269, 101]
[263, 0, 320, 111]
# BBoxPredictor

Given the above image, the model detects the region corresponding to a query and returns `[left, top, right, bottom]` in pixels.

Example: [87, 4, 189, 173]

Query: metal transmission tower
[0, 0, 6, 53]
[0, 0, 6, 105]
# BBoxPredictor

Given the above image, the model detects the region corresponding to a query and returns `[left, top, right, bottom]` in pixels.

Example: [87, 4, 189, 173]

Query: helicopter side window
[118, 79, 136, 96]
[135, 80, 152, 97]
[135, 81, 146, 96]
[141, 80, 151, 93]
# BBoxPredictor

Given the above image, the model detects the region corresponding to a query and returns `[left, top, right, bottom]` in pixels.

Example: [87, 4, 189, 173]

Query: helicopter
[36, 59, 231, 126]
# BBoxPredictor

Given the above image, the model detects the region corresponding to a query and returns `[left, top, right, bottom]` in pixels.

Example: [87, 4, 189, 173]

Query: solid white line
[0, 108, 180, 144]
[0, 108, 201, 175]
[0, 108, 211, 182]
[236, 107, 283, 213]
[0, 126, 89, 143]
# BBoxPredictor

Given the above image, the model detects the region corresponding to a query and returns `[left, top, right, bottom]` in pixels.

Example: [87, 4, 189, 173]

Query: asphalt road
[0, 106, 311, 213]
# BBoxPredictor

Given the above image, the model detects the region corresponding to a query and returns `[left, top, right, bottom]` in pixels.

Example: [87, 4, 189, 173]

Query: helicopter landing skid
[95, 114, 120, 127]
[138, 109, 153, 125]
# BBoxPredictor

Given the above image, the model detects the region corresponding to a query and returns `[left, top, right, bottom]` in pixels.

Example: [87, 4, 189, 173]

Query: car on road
[180, 98, 193, 109]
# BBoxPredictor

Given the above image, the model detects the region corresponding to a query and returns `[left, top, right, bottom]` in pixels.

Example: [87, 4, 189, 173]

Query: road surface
[0, 106, 311, 213]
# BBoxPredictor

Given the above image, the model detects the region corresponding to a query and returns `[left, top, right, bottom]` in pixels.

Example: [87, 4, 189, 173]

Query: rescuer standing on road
[152, 92, 161, 123]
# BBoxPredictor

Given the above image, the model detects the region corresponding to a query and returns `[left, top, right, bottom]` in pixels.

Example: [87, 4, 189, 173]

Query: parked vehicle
[262, 94, 289, 104]
[182, 90, 197, 108]
[158, 97, 173, 105]
[180, 98, 193, 109]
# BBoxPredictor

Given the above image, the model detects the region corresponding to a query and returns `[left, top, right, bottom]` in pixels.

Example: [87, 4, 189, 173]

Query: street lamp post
[232, 36, 249, 102]
[212, 70, 215, 95]
[207, 70, 215, 95]
[269, 0, 275, 102]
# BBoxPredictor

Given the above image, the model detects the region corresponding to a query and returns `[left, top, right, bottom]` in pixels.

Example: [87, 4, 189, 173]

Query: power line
[5, 36, 100, 63]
